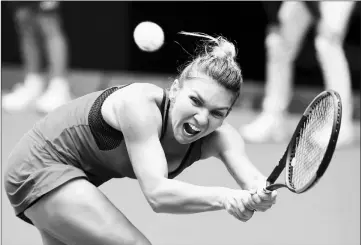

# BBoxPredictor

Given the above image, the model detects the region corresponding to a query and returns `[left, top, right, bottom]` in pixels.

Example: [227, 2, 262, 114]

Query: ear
[169, 79, 180, 100]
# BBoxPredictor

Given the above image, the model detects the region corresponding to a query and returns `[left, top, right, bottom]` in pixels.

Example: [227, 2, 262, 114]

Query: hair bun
[177, 31, 237, 60]
[212, 39, 236, 60]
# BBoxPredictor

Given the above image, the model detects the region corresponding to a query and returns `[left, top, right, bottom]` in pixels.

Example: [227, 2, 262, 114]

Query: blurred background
[2, 1, 360, 110]
[1, 1, 360, 245]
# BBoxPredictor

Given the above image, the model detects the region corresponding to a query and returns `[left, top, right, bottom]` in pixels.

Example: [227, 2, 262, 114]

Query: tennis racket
[264, 90, 342, 193]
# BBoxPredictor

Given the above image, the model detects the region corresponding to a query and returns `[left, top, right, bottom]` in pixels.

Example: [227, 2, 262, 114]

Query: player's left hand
[246, 188, 277, 212]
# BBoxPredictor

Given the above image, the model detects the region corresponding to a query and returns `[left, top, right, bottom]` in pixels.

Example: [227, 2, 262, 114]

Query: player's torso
[30, 83, 199, 184]
[29, 86, 124, 184]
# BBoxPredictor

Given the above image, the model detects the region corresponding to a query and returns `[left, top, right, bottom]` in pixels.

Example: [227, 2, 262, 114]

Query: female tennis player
[4, 32, 277, 245]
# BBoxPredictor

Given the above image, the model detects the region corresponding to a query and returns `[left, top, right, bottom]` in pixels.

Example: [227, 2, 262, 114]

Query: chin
[175, 134, 190, 144]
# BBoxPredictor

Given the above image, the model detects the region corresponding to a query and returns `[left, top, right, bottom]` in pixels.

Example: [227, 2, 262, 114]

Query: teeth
[189, 124, 200, 132]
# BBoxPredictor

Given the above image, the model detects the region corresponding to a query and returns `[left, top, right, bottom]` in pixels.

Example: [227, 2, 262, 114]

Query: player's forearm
[148, 179, 227, 214]
[237, 168, 267, 191]
[225, 155, 267, 191]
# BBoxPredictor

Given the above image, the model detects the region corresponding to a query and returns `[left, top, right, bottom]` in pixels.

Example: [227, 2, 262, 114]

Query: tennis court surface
[2, 68, 360, 245]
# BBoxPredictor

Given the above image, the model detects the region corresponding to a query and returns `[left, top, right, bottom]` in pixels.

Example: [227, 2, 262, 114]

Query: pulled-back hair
[177, 32, 243, 106]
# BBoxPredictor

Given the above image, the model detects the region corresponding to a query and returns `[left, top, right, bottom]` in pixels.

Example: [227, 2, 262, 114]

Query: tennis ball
[133, 21, 164, 52]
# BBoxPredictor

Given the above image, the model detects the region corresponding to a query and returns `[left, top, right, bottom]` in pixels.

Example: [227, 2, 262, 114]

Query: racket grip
[251, 184, 284, 196]
[251, 187, 273, 195]
[265, 183, 287, 191]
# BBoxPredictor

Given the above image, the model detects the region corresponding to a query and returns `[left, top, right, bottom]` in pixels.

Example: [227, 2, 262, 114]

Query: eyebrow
[193, 91, 230, 111]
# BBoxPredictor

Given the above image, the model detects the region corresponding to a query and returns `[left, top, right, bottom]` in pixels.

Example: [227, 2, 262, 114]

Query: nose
[194, 109, 209, 126]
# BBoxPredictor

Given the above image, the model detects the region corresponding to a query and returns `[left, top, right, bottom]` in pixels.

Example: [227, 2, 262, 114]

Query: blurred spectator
[240, 1, 357, 148]
[2, 1, 71, 113]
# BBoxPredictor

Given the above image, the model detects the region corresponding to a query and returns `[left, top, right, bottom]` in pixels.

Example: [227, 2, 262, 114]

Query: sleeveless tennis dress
[4, 84, 202, 225]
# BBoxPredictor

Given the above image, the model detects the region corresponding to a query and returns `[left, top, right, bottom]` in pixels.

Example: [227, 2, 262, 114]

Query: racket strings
[289, 96, 335, 190]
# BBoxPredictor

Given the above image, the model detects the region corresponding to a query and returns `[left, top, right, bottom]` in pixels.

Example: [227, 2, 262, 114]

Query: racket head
[284, 90, 342, 193]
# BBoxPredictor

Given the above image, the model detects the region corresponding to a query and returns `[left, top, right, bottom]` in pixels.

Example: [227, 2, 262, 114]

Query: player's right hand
[222, 189, 255, 222]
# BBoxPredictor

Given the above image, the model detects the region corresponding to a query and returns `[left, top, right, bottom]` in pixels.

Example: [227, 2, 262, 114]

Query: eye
[190, 96, 202, 106]
[211, 111, 225, 118]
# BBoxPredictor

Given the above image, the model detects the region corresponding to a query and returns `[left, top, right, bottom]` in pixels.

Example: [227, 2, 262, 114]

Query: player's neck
[161, 112, 190, 151]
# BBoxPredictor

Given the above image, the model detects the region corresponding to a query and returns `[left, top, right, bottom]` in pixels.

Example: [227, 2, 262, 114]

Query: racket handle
[250, 184, 286, 196]
[264, 183, 287, 191]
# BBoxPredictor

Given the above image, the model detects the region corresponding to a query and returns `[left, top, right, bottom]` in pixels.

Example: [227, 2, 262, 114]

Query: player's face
[170, 75, 234, 144]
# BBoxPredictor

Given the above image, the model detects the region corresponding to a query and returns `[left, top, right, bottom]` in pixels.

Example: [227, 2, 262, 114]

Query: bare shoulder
[102, 83, 165, 136]
[200, 121, 245, 159]
[112, 83, 163, 104]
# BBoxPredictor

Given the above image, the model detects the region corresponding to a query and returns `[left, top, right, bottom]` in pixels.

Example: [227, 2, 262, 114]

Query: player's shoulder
[103, 83, 164, 133]
[114, 82, 163, 103]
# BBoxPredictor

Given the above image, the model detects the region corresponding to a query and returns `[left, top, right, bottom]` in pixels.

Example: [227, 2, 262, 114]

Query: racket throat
[267, 152, 287, 184]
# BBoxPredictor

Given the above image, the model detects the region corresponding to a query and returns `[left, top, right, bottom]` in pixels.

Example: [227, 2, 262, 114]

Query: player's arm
[114, 93, 235, 214]
[202, 122, 277, 212]
[203, 121, 268, 191]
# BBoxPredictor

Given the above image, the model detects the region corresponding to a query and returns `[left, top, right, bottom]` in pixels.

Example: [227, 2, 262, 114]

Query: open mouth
[183, 123, 201, 136]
